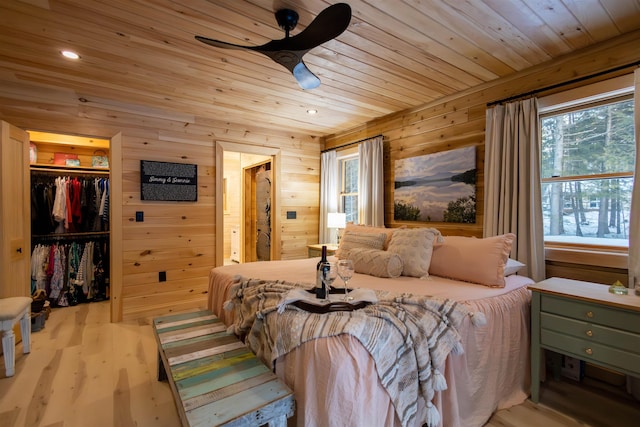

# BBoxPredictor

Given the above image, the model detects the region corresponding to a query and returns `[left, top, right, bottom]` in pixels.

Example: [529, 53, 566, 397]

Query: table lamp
[327, 212, 347, 244]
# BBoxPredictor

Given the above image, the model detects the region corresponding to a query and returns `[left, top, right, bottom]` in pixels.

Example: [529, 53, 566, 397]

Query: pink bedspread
[208, 258, 532, 427]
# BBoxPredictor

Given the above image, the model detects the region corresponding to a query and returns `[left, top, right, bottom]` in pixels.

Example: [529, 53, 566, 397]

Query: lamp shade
[327, 212, 347, 229]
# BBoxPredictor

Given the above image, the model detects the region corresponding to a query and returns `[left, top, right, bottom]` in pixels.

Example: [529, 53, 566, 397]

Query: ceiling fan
[195, 3, 351, 90]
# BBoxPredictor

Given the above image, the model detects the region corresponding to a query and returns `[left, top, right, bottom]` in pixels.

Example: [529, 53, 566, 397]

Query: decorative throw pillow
[343, 223, 398, 250]
[341, 247, 403, 278]
[336, 230, 387, 258]
[429, 234, 516, 287]
[505, 258, 526, 276]
[387, 228, 442, 278]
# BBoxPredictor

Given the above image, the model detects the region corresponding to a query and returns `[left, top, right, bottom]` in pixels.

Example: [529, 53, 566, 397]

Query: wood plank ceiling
[1, 0, 639, 137]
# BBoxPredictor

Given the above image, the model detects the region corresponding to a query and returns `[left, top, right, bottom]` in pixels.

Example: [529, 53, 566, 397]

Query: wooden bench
[152, 310, 295, 427]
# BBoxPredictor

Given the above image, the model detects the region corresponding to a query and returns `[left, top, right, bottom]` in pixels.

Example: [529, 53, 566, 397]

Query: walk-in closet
[28, 131, 111, 308]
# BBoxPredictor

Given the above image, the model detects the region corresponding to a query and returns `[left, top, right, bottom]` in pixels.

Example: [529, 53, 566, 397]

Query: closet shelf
[30, 164, 109, 175]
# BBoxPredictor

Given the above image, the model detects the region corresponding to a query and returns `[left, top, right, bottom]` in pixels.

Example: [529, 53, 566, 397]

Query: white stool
[0, 297, 32, 377]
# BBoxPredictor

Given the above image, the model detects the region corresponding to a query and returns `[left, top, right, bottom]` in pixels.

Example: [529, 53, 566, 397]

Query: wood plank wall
[324, 31, 640, 280]
[0, 101, 320, 321]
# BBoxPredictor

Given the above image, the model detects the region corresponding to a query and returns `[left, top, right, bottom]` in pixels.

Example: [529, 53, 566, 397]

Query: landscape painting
[394, 146, 476, 223]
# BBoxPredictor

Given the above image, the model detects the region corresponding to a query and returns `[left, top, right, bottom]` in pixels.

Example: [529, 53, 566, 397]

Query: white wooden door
[0, 121, 30, 298]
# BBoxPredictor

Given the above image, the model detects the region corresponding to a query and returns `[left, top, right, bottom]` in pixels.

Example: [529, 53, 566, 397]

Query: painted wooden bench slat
[159, 323, 228, 345]
[171, 347, 250, 381]
[153, 310, 294, 427]
[186, 380, 295, 427]
[165, 334, 239, 361]
[178, 363, 271, 401]
[169, 341, 248, 366]
[155, 313, 220, 331]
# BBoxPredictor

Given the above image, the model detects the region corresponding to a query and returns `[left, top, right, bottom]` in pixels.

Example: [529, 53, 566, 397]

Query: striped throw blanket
[224, 277, 485, 427]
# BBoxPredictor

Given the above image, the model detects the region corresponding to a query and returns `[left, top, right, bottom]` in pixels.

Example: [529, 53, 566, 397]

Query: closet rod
[487, 60, 640, 107]
[321, 134, 384, 154]
[30, 165, 110, 176]
[32, 231, 110, 241]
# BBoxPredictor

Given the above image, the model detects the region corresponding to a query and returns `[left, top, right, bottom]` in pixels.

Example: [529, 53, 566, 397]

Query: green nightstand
[529, 277, 640, 403]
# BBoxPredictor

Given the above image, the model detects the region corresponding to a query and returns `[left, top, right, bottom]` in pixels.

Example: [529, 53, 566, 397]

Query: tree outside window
[540, 97, 635, 247]
[339, 155, 358, 224]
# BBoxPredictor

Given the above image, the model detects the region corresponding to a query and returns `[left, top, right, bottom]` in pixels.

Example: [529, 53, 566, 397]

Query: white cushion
[341, 247, 403, 278]
[387, 228, 442, 278]
[505, 258, 526, 276]
[0, 297, 32, 321]
[336, 230, 387, 258]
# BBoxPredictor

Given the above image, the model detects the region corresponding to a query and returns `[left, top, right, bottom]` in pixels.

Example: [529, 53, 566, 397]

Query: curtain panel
[484, 98, 545, 282]
[358, 135, 384, 227]
[319, 150, 338, 244]
[629, 68, 640, 291]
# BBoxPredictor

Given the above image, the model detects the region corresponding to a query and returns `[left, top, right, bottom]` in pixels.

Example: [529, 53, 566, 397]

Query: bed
[207, 229, 532, 427]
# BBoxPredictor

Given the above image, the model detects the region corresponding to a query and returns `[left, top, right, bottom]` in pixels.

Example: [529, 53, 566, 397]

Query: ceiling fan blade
[195, 3, 350, 90]
[273, 3, 352, 52]
[195, 35, 255, 50]
[293, 61, 320, 90]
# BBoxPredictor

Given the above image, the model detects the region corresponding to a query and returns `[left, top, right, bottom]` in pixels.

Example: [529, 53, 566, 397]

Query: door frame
[215, 141, 281, 267]
[243, 159, 272, 263]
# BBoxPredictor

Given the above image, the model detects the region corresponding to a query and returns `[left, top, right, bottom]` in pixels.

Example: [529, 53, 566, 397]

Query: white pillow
[505, 258, 525, 276]
[387, 228, 442, 278]
[336, 231, 387, 258]
[341, 247, 403, 278]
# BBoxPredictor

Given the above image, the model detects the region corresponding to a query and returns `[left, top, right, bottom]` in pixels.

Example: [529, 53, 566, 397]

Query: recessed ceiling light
[307, 109, 318, 115]
[61, 50, 80, 60]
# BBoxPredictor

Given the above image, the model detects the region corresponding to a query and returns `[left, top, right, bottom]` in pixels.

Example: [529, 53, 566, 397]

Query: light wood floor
[1, 301, 638, 427]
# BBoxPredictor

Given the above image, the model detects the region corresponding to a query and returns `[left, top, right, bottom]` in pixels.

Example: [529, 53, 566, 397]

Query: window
[338, 151, 358, 224]
[540, 78, 635, 249]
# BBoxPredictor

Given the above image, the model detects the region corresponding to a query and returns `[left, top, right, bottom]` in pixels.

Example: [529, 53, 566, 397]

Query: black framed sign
[140, 160, 198, 201]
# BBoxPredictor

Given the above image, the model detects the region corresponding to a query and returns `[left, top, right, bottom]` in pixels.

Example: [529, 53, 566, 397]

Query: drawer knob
[585, 348, 593, 355]
[586, 330, 593, 337]
[586, 311, 594, 318]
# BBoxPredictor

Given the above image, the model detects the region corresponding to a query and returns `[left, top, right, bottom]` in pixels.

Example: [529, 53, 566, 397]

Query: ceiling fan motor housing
[276, 9, 299, 33]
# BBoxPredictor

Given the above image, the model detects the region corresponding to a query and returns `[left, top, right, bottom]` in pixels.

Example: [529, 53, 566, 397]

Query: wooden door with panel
[0, 121, 30, 298]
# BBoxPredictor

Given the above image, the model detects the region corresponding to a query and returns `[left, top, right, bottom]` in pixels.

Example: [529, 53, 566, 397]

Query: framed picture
[140, 160, 198, 201]
[393, 146, 476, 223]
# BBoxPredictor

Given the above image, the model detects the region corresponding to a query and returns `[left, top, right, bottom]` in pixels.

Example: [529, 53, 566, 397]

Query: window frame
[538, 74, 635, 256]
[337, 147, 359, 224]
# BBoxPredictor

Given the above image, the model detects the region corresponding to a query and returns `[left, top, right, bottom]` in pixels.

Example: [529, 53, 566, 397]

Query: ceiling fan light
[61, 50, 80, 59]
[293, 62, 320, 90]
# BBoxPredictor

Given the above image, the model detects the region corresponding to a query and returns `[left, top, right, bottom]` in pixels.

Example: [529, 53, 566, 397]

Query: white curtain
[319, 150, 338, 244]
[484, 98, 545, 282]
[627, 68, 640, 400]
[629, 68, 640, 291]
[358, 135, 384, 227]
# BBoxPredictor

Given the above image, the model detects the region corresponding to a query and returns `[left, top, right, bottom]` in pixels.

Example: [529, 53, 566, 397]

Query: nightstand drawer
[541, 312, 640, 354]
[541, 329, 640, 376]
[541, 294, 640, 334]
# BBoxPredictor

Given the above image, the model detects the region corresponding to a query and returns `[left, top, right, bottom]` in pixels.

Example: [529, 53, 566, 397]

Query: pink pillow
[429, 234, 515, 287]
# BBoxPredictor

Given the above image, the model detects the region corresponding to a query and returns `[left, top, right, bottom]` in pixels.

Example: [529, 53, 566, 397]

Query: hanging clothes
[30, 238, 109, 307]
[31, 170, 110, 308]
[30, 174, 109, 234]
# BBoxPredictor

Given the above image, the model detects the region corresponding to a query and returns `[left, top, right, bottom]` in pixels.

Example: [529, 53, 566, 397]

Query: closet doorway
[25, 130, 122, 322]
[215, 141, 281, 266]
[243, 160, 272, 262]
